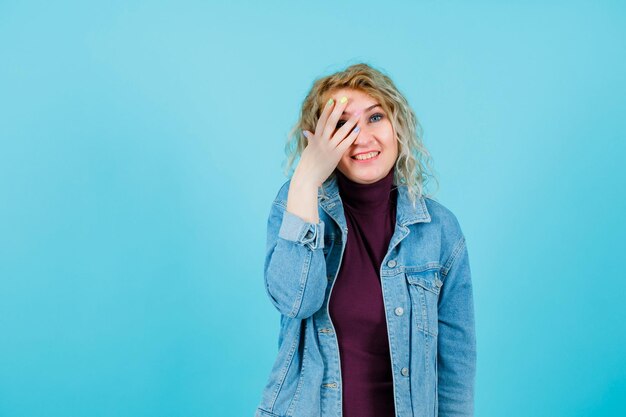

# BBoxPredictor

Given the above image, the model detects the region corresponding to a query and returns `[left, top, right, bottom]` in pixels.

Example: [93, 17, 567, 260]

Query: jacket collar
[318, 172, 431, 227]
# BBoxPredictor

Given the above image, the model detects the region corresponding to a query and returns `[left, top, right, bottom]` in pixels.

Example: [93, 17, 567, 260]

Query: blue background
[1, 1, 625, 416]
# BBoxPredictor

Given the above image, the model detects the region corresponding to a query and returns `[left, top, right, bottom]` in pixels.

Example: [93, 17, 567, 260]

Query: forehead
[326, 88, 376, 103]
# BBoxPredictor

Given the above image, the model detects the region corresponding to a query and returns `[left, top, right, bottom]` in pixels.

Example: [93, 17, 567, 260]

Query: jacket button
[387, 259, 397, 268]
[401, 367, 409, 376]
[394, 307, 404, 316]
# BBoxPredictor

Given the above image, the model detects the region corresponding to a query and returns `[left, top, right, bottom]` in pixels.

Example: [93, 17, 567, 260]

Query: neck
[335, 169, 396, 214]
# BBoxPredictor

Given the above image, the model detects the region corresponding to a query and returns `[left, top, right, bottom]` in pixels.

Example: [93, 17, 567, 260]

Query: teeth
[354, 151, 379, 160]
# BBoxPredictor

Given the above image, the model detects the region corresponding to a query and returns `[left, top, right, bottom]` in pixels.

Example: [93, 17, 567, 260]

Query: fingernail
[340, 96, 348, 104]
[327, 98, 334, 106]
[354, 126, 360, 133]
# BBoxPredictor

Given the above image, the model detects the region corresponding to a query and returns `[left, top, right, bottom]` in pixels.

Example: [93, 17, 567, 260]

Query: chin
[338, 160, 393, 183]
[346, 171, 384, 184]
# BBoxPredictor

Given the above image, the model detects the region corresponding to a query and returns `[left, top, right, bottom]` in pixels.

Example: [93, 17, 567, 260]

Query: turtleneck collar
[335, 168, 396, 214]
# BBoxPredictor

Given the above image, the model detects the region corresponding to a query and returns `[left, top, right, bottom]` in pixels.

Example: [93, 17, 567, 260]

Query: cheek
[385, 122, 396, 140]
[377, 123, 395, 143]
[386, 141, 399, 162]
[391, 141, 399, 155]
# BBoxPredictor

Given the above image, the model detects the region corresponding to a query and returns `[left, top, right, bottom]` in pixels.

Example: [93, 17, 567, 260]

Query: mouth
[351, 151, 381, 162]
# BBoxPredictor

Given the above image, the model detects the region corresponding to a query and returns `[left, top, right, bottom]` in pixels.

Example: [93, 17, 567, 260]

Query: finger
[329, 111, 361, 148]
[322, 96, 350, 141]
[335, 125, 360, 155]
[314, 98, 336, 138]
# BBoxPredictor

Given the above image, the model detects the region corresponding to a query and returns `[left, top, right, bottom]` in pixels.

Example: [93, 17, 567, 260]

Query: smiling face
[326, 88, 398, 184]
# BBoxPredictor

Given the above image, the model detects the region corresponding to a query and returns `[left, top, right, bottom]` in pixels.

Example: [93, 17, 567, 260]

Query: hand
[293, 96, 361, 187]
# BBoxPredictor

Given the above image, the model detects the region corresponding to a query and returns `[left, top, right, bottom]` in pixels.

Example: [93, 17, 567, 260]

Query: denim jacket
[255, 173, 476, 417]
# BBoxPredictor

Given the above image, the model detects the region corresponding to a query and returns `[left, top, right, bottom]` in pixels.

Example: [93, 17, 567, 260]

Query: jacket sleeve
[263, 198, 328, 320]
[437, 234, 477, 417]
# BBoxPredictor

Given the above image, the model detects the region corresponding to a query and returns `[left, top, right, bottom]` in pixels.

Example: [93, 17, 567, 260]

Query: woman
[255, 63, 476, 417]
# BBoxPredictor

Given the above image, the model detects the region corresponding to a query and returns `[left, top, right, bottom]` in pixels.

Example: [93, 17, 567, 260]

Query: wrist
[291, 171, 321, 190]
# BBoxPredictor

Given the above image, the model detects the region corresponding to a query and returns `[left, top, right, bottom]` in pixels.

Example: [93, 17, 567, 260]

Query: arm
[262, 183, 328, 320]
[262, 95, 359, 319]
[437, 235, 477, 416]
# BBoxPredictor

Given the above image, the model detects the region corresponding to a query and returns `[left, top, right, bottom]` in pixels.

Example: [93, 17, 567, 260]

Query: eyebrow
[342, 103, 381, 117]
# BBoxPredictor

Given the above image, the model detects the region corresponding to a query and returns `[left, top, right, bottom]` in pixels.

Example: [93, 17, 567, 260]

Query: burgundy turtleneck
[329, 168, 398, 417]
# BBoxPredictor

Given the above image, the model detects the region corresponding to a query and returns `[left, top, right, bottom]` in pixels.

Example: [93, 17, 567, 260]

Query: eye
[336, 113, 384, 129]
[370, 113, 383, 122]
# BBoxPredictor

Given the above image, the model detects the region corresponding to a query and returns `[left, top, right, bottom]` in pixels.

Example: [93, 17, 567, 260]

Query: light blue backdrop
[1, 1, 624, 416]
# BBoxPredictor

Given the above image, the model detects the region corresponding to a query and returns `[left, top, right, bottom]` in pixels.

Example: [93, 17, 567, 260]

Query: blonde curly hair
[282, 62, 438, 208]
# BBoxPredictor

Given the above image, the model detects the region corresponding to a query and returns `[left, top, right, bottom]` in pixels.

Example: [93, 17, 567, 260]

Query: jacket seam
[441, 235, 466, 279]
[268, 323, 301, 411]
[290, 249, 312, 318]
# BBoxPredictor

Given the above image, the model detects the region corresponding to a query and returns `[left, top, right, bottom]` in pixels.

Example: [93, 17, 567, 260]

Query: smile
[351, 151, 380, 162]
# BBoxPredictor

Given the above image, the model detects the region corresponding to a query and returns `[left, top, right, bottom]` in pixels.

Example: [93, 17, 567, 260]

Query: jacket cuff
[278, 210, 325, 250]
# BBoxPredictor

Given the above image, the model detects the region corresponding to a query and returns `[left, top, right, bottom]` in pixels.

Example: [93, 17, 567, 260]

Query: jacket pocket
[405, 269, 443, 337]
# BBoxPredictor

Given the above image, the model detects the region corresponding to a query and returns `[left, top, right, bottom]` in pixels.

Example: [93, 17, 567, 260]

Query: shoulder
[422, 196, 465, 241]
[421, 197, 468, 272]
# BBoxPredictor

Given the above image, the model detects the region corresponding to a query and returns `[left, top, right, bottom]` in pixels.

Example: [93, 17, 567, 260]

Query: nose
[353, 124, 375, 146]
